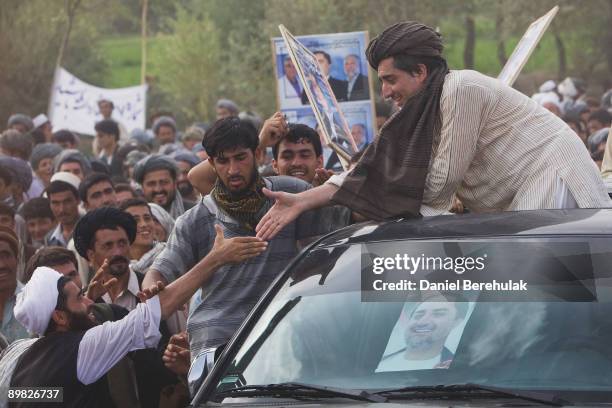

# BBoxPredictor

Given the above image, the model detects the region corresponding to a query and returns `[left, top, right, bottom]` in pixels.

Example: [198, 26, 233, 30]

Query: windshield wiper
[214, 381, 387, 403]
[375, 383, 567, 406]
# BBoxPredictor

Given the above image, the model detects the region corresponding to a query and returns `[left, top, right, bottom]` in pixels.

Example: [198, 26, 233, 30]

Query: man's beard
[150, 189, 175, 210]
[107, 255, 130, 277]
[222, 164, 258, 199]
[178, 181, 194, 197]
[68, 309, 98, 331]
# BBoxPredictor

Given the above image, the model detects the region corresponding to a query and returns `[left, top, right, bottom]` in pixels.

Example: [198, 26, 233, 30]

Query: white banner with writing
[48, 67, 147, 135]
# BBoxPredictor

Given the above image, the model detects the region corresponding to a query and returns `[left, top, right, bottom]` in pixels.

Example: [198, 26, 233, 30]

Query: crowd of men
[0, 20, 611, 408]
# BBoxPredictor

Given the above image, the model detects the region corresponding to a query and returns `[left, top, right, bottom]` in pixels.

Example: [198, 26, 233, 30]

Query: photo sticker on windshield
[376, 299, 474, 372]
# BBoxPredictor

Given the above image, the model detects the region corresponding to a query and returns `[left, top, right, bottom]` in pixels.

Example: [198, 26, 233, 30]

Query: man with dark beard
[172, 151, 201, 203]
[144, 117, 350, 359]
[73, 207, 141, 311]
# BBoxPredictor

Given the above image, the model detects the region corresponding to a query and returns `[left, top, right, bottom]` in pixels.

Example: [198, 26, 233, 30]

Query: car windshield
[212, 236, 612, 402]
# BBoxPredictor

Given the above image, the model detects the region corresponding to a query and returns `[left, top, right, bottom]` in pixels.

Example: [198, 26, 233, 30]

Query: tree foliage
[0, 0, 108, 125]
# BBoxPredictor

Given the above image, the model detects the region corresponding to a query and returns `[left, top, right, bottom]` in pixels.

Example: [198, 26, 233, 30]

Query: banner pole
[56, 0, 81, 68]
[140, 0, 148, 85]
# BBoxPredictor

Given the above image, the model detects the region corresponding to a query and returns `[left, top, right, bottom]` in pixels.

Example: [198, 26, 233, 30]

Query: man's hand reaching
[255, 188, 303, 240]
[211, 224, 268, 264]
[163, 332, 191, 376]
[137, 281, 166, 303]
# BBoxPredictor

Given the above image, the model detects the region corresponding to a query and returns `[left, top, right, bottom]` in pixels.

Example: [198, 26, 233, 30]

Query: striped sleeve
[423, 73, 495, 212]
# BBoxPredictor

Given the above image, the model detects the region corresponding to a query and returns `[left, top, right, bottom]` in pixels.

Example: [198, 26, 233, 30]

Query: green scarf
[211, 174, 267, 231]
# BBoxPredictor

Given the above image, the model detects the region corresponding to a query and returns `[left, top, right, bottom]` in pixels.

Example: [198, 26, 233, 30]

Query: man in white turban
[9, 225, 267, 406]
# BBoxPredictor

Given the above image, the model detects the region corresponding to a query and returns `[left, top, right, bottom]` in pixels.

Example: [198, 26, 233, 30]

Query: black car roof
[318, 208, 612, 247]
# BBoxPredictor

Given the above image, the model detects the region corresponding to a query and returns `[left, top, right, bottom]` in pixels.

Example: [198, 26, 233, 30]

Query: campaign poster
[282, 101, 374, 171]
[276, 27, 376, 170]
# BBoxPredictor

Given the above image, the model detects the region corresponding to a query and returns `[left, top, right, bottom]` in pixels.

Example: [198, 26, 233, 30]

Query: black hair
[19, 197, 54, 221]
[89, 160, 109, 176]
[272, 123, 322, 160]
[46, 180, 79, 200]
[313, 50, 331, 65]
[202, 117, 259, 158]
[30, 127, 46, 145]
[94, 119, 120, 141]
[588, 109, 612, 126]
[408, 295, 470, 321]
[564, 114, 585, 131]
[114, 183, 136, 196]
[98, 99, 114, 109]
[391, 54, 445, 77]
[0, 202, 15, 219]
[0, 166, 12, 186]
[59, 158, 84, 171]
[24, 247, 77, 284]
[79, 172, 114, 203]
[52, 130, 79, 146]
[118, 197, 151, 213]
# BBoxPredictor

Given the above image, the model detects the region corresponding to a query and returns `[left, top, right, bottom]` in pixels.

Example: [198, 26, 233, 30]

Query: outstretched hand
[86, 259, 118, 301]
[255, 188, 303, 241]
[211, 224, 268, 264]
[137, 281, 166, 303]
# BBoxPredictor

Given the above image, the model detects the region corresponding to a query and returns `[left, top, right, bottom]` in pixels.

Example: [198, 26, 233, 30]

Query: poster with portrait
[273, 27, 377, 170]
[376, 300, 475, 372]
[283, 101, 374, 171]
[497, 6, 559, 86]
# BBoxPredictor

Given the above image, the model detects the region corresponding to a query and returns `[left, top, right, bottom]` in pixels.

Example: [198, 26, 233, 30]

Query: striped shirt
[150, 176, 350, 357]
[329, 70, 611, 214]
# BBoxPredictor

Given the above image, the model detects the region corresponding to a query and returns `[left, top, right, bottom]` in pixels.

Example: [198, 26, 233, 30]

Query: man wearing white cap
[32, 114, 53, 143]
[9, 223, 267, 407]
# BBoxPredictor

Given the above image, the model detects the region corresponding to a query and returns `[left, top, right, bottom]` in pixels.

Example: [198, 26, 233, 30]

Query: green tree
[0, 0, 107, 125]
[149, 6, 221, 123]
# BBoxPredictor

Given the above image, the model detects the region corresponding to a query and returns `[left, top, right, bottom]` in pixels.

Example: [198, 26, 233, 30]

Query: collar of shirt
[48, 224, 67, 247]
[98, 148, 115, 165]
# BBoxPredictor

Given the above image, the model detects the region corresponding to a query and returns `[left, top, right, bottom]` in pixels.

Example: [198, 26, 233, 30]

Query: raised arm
[187, 160, 217, 196]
